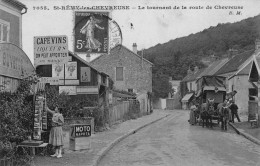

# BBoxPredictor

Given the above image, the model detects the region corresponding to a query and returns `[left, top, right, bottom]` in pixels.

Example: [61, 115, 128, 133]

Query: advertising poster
[52, 63, 65, 78]
[74, 11, 109, 54]
[80, 67, 91, 82]
[65, 62, 77, 79]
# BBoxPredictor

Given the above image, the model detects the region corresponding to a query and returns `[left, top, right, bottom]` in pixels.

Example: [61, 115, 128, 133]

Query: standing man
[189, 103, 197, 125]
[229, 100, 241, 123]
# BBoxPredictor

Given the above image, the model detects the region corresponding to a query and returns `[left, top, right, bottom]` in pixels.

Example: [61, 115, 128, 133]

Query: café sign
[34, 35, 69, 66]
[0, 43, 34, 79]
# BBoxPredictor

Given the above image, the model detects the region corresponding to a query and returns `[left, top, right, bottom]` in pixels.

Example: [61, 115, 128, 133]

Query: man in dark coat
[229, 100, 241, 123]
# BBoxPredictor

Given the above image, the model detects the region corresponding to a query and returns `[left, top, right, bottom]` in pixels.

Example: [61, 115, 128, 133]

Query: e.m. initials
[229, 11, 242, 15]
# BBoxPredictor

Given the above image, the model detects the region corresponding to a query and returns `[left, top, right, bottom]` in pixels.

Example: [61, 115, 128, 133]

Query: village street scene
[1, 0, 260, 166]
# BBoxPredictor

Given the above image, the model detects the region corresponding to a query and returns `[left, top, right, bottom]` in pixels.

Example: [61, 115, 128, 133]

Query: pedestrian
[220, 102, 229, 130]
[189, 103, 197, 125]
[229, 100, 241, 123]
[46, 106, 64, 158]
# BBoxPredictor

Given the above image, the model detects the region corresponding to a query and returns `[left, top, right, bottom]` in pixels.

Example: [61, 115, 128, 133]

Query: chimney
[86, 53, 90, 62]
[133, 43, 137, 54]
[255, 39, 260, 50]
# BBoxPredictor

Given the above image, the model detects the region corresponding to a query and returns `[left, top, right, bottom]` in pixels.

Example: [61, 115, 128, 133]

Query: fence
[109, 101, 129, 125]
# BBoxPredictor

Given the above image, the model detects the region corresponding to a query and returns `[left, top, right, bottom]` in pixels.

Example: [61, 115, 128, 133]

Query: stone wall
[91, 46, 152, 93]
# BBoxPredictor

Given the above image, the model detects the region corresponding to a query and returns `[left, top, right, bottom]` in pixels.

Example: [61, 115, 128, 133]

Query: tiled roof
[199, 58, 229, 77]
[91, 44, 153, 66]
[182, 68, 205, 82]
[237, 61, 253, 75]
[215, 50, 254, 75]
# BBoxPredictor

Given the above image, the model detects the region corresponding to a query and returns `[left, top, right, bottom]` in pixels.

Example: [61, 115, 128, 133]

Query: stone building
[90, 44, 153, 93]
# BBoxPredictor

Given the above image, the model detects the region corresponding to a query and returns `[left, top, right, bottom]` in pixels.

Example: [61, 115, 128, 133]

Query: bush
[45, 85, 109, 131]
[0, 79, 34, 164]
[45, 85, 97, 118]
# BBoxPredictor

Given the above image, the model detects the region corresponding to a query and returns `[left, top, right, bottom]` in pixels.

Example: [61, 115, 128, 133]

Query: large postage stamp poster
[74, 11, 109, 54]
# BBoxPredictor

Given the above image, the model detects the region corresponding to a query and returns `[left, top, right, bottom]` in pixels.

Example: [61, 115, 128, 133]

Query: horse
[217, 101, 232, 124]
[200, 99, 215, 128]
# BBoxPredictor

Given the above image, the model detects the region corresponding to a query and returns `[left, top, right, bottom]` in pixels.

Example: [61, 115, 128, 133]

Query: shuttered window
[0, 19, 10, 43]
[116, 67, 123, 81]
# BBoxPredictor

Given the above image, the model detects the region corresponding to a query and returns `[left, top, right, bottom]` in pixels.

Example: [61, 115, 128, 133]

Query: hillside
[143, 15, 260, 98]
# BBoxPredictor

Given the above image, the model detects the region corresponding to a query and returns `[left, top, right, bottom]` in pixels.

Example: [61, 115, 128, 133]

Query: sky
[19, 0, 260, 64]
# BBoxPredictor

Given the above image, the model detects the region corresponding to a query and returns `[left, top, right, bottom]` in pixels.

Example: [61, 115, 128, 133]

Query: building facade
[215, 49, 255, 114]
[90, 44, 153, 93]
[0, 0, 34, 92]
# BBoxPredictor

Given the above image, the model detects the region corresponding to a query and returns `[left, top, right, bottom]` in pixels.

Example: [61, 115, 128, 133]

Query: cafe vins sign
[34, 35, 70, 66]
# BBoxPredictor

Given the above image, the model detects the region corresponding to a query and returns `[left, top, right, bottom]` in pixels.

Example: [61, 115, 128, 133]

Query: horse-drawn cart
[194, 76, 227, 127]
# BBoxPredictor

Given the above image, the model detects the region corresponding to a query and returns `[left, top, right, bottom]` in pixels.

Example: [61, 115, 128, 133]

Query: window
[0, 19, 10, 43]
[116, 67, 124, 81]
[249, 88, 258, 101]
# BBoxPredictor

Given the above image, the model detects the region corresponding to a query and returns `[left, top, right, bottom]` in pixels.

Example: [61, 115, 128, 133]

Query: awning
[203, 86, 226, 92]
[181, 93, 193, 102]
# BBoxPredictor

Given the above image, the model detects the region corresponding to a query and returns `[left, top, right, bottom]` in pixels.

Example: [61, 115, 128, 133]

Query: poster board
[33, 96, 47, 140]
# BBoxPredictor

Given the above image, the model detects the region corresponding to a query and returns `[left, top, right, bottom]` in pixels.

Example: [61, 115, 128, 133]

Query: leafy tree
[153, 74, 172, 98]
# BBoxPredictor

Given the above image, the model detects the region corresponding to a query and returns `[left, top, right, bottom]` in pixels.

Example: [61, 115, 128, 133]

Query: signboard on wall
[34, 35, 69, 66]
[59, 86, 76, 95]
[0, 43, 34, 79]
[65, 62, 77, 79]
[40, 77, 60, 85]
[40, 77, 80, 85]
[80, 67, 91, 82]
[76, 86, 98, 94]
[74, 11, 109, 54]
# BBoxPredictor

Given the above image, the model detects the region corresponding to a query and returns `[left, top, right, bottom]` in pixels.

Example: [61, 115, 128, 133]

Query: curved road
[99, 110, 260, 166]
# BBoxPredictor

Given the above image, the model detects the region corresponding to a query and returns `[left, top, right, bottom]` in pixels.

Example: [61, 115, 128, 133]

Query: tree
[153, 74, 172, 98]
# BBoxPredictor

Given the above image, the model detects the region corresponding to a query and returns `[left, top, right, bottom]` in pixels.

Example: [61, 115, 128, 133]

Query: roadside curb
[228, 122, 260, 146]
[92, 114, 171, 166]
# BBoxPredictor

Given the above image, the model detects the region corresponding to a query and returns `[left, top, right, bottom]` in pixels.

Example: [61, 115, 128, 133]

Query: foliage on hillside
[142, 15, 260, 98]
